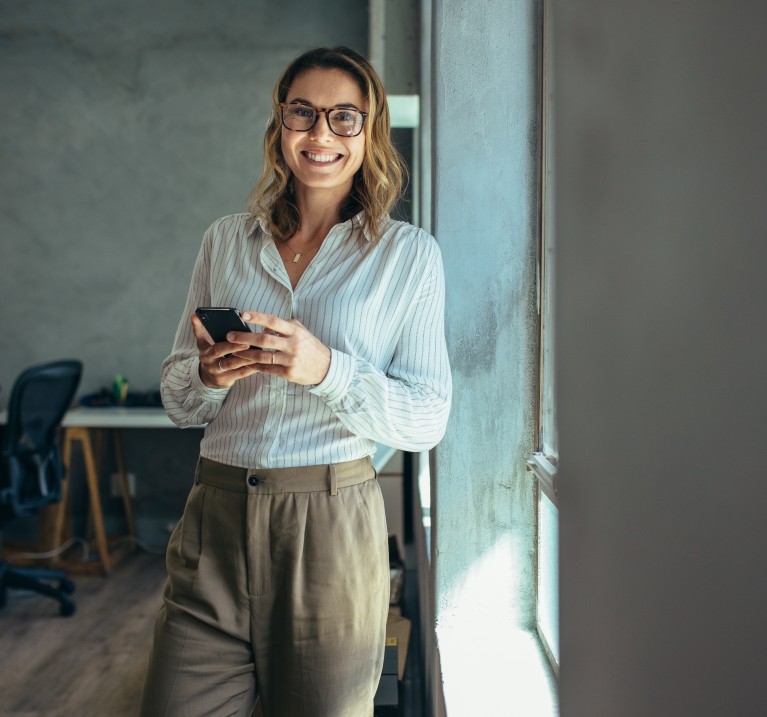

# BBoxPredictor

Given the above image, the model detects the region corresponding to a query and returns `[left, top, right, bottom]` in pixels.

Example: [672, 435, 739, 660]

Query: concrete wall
[429, 0, 551, 713]
[0, 0, 368, 541]
[555, 1, 767, 715]
[0, 0, 367, 398]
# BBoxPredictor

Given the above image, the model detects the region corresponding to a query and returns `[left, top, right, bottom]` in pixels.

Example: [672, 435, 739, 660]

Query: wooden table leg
[75, 426, 111, 573]
[52, 428, 74, 552]
[50, 424, 141, 576]
[112, 428, 137, 539]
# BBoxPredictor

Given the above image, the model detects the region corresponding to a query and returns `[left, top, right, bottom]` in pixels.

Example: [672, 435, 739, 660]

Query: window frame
[529, 0, 560, 677]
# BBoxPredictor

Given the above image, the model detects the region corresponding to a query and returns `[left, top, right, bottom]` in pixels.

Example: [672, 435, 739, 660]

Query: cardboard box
[386, 610, 412, 681]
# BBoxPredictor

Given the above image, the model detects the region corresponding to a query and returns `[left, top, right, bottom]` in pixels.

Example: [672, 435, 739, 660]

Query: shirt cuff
[189, 358, 230, 401]
[309, 348, 355, 404]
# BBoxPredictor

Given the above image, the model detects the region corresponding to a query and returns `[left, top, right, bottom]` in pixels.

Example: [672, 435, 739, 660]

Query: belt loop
[329, 464, 338, 496]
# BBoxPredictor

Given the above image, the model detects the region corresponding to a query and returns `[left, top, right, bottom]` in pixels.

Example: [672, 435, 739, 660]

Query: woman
[140, 46, 451, 717]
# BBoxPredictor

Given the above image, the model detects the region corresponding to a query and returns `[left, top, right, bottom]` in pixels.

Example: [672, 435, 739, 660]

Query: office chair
[0, 359, 82, 617]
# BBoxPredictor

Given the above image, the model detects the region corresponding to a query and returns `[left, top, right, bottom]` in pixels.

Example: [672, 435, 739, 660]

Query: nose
[308, 110, 334, 141]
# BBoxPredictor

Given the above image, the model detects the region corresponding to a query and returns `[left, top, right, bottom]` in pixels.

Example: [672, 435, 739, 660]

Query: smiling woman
[250, 46, 406, 254]
[138, 46, 451, 717]
[278, 67, 367, 199]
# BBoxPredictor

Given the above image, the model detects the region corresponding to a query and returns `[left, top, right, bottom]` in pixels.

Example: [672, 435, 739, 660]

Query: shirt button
[247, 475, 260, 487]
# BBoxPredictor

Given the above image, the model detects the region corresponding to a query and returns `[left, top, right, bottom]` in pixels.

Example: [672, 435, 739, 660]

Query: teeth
[305, 152, 339, 163]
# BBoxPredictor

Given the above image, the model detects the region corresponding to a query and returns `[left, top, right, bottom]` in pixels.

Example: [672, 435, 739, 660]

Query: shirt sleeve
[309, 239, 452, 451]
[160, 224, 230, 428]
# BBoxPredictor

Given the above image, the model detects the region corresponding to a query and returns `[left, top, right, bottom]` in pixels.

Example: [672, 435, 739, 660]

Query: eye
[288, 104, 315, 119]
[331, 109, 357, 123]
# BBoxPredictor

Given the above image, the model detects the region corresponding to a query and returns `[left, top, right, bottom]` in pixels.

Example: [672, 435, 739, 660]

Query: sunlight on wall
[437, 556, 558, 717]
[438, 535, 519, 619]
[436, 535, 558, 714]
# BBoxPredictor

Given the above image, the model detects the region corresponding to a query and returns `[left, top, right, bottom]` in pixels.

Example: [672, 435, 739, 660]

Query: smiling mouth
[302, 151, 342, 164]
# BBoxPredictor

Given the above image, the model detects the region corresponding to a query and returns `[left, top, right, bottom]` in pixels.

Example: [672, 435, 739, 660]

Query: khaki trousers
[139, 456, 389, 717]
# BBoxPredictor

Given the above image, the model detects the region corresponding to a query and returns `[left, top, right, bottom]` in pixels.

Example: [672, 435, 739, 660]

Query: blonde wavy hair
[247, 46, 407, 244]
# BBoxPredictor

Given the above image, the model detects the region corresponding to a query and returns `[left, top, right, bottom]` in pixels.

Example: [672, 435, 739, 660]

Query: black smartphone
[195, 307, 253, 344]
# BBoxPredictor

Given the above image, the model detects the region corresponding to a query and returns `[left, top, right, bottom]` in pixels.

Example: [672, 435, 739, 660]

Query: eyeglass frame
[278, 102, 368, 137]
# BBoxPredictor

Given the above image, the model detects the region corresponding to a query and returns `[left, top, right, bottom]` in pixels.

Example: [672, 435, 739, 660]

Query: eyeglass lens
[282, 104, 364, 137]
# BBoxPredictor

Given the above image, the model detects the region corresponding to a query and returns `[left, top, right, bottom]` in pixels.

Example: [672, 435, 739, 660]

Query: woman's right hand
[191, 313, 261, 388]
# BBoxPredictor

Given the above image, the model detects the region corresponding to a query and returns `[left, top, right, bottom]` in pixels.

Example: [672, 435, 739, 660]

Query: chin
[294, 173, 356, 193]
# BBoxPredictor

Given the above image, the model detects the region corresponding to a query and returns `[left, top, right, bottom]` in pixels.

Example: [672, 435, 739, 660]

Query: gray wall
[0, 0, 367, 400]
[555, 1, 767, 715]
[0, 0, 368, 541]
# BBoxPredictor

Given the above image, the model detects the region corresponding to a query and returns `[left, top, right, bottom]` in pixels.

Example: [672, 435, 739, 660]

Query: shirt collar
[250, 211, 377, 243]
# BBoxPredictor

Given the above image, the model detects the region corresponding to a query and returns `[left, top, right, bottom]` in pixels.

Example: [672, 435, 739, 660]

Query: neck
[291, 181, 352, 243]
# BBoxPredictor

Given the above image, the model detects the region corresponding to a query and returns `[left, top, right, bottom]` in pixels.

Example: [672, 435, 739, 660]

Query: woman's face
[280, 67, 367, 198]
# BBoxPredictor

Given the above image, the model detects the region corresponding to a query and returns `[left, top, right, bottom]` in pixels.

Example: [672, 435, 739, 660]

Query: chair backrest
[1, 359, 82, 520]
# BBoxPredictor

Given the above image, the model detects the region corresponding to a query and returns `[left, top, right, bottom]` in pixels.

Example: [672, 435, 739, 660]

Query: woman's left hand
[226, 311, 331, 386]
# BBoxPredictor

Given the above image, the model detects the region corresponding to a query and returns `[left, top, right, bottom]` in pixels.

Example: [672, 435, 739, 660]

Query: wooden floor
[0, 550, 167, 717]
[0, 549, 425, 717]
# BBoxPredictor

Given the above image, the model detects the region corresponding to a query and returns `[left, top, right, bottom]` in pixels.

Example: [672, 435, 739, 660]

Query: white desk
[0, 406, 177, 429]
[61, 406, 179, 428]
[2, 406, 396, 575]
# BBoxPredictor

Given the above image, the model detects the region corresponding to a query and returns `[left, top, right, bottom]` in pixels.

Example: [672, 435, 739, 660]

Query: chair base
[0, 559, 76, 617]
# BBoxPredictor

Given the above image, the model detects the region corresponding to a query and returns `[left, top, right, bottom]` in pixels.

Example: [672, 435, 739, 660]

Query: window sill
[528, 451, 558, 506]
[437, 623, 558, 715]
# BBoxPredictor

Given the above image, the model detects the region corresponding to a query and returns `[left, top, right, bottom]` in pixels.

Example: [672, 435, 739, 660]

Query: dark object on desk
[79, 387, 163, 408]
[0, 359, 82, 617]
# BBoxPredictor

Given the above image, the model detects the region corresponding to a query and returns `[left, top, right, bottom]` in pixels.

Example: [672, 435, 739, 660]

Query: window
[529, 0, 559, 674]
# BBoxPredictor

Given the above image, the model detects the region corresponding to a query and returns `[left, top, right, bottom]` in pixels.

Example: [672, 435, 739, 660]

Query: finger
[247, 358, 284, 379]
[225, 330, 263, 350]
[198, 355, 222, 389]
[252, 349, 280, 366]
[234, 332, 284, 353]
[204, 356, 225, 378]
[191, 314, 214, 345]
[232, 346, 272, 364]
[241, 311, 295, 336]
[191, 313, 252, 353]
[222, 363, 262, 382]
[220, 352, 258, 369]
[200, 358, 260, 389]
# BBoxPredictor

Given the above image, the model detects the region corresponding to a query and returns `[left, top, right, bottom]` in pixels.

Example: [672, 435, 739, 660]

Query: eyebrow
[288, 97, 363, 110]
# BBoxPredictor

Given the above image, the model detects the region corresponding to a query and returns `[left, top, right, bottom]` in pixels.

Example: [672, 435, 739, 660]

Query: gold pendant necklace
[284, 240, 319, 263]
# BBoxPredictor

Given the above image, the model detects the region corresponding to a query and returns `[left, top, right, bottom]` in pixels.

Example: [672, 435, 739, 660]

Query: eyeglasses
[279, 102, 367, 137]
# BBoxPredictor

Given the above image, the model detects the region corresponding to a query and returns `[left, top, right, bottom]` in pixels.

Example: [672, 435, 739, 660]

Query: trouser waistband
[195, 455, 375, 496]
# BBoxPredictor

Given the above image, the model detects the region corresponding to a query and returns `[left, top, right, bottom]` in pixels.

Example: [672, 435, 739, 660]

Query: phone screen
[195, 307, 252, 344]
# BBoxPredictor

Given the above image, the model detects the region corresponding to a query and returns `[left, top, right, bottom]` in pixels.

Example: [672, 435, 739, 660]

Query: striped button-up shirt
[161, 212, 452, 469]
